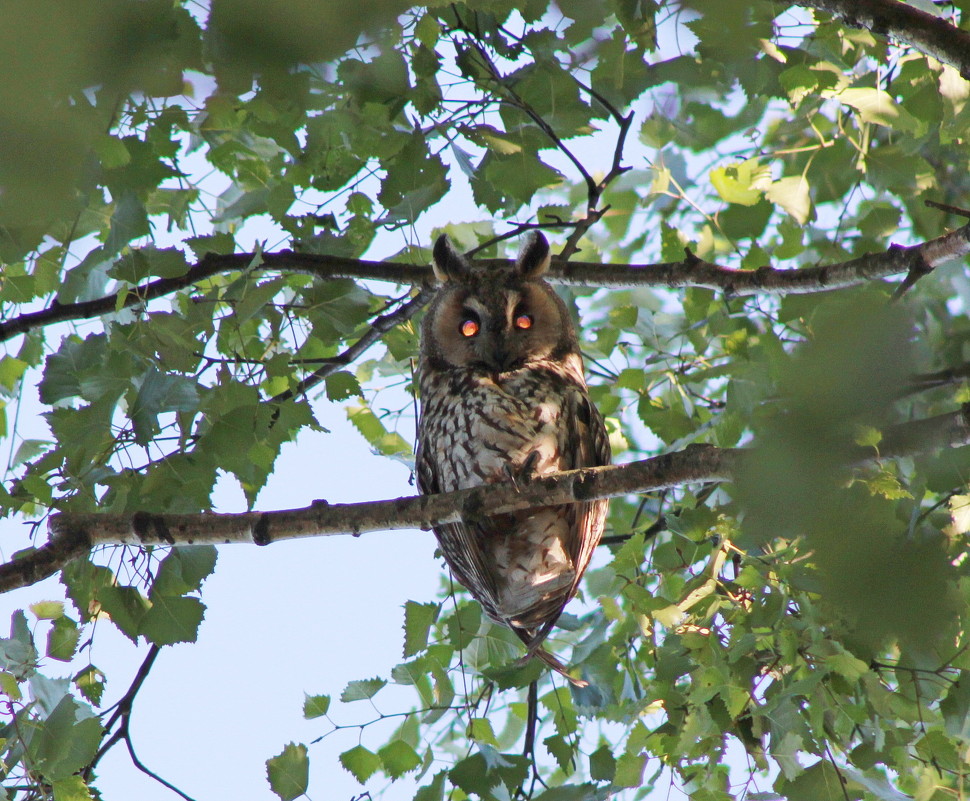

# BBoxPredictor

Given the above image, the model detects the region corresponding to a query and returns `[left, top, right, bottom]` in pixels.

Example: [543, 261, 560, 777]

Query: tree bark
[1, 220, 967, 344]
[2, 404, 967, 596]
[799, 0, 970, 79]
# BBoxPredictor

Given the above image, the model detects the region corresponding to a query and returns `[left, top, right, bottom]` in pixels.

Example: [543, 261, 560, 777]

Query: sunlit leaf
[710, 158, 769, 206]
[51, 775, 95, 801]
[30, 601, 65, 620]
[765, 175, 812, 224]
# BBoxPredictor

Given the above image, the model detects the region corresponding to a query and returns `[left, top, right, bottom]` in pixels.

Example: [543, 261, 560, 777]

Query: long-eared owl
[415, 231, 611, 683]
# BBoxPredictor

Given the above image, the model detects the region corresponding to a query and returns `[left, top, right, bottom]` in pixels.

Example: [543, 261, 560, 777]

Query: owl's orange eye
[460, 319, 480, 337]
[514, 313, 533, 330]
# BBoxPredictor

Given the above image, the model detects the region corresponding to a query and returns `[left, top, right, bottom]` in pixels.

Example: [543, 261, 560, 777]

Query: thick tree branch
[798, 0, 970, 80]
[2, 219, 967, 344]
[2, 404, 968, 595]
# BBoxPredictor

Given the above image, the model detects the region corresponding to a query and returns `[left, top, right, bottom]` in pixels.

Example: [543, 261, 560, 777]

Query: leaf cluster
[1, 0, 970, 799]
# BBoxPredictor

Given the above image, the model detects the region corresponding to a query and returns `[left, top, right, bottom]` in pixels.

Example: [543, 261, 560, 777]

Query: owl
[415, 231, 611, 684]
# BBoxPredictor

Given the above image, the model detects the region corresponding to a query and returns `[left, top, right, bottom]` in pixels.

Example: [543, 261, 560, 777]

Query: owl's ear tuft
[515, 231, 551, 278]
[432, 234, 470, 282]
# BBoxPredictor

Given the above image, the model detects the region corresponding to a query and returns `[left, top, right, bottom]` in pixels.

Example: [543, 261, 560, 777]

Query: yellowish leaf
[710, 159, 770, 206]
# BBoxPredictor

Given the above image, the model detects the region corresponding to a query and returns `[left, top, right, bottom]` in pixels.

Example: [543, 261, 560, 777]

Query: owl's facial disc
[425, 270, 574, 374]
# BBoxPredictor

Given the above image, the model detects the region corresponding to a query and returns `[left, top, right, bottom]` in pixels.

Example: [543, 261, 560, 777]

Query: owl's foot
[505, 450, 541, 490]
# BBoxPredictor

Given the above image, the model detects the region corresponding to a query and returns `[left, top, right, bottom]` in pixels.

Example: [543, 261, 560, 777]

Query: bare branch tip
[924, 199, 970, 220]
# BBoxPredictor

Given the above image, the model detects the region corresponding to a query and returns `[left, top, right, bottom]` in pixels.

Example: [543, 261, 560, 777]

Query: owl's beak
[478, 333, 517, 372]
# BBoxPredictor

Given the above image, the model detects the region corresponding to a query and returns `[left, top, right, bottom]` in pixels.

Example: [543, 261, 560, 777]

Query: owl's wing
[517, 387, 612, 658]
[562, 388, 612, 594]
[415, 434, 505, 621]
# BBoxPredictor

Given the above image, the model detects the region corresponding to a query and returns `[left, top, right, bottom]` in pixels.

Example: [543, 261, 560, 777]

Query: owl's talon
[460, 493, 487, 526]
[505, 450, 540, 490]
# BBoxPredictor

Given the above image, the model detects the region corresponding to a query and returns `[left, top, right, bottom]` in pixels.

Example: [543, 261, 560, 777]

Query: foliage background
[1, 1, 970, 799]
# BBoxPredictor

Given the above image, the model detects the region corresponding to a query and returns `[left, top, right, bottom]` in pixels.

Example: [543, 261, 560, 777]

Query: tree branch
[2, 403, 968, 595]
[2, 219, 967, 344]
[798, 0, 970, 80]
[268, 286, 435, 404]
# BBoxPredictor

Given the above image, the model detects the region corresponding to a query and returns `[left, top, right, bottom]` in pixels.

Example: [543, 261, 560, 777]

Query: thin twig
[87, 645, 162, 772]
[125, 734, 198, 801]
[269, 286, 434, 404]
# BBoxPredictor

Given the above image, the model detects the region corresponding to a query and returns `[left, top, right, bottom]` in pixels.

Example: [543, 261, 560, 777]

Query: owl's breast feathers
[416, 357, 611, 655]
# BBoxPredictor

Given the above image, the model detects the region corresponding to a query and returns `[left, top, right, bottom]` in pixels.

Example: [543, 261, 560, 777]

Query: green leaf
[775, 759, 849, 801]
[129, 367, 200, 446]
[451, 748, 530, 795]
[467, 717, 498, 746]
[471, 149, 563, 213]
[106, 192, 150, 254]
[447, 602, 481, 650]
[449, 752, 495, 796]
[39, 334, 116, 405]
[481, 656, 544, 690]
[185, 233, 236, 258]
[266, 742, 309, 801]
[52, 775, 95, 801]
[340, 677, 386, 701]
[377, 739, 421, 778]
[339, 744, 382, 783]
[141, 596, 205, 646]
[46, 616, 80, 662]
[0, 355, 28, 392]
[26, 694, 103, 781]
[533, 786, 608, 801]
[765, 175, 812, 224]
[324, 370, 363, 401]
[402, 601, 439, 657]
[949, 495, 970, 536]
[589, 745, 615, 781]
[414, 771, 447, 801]
[302, 693, 330, 719]
[73, 665, 106, 706]
[95, 585, 149, 643]
[543, 734, 574, 772]
[346, 404, 411, 456]
[109, 247, 190, 283]
[824, 649, 869, 681]
[613, 752, 647, 788]
[379, 135, 449, 219]
[0, 671, 22, 700]
[382, 320, 419, 362]
[829, 86, 923, 134]
[151, 546, 218, 597]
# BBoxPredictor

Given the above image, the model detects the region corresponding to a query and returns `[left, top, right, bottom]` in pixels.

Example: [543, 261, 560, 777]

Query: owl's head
[420, 232, 579, 373]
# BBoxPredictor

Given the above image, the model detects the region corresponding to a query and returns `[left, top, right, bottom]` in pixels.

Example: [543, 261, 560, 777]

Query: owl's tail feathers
[512, 624, 588, 687]
[527, 646, 589, 688]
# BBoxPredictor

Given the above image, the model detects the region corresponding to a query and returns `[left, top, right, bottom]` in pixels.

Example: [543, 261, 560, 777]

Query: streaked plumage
[415, 232, 610, 683]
